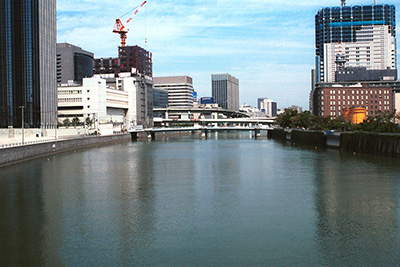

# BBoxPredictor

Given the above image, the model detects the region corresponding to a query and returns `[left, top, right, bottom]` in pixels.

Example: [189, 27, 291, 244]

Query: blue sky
[57, 0, 399, 110]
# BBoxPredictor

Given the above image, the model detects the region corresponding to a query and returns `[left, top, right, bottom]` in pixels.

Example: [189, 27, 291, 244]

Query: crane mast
[113, 1, 147, 47]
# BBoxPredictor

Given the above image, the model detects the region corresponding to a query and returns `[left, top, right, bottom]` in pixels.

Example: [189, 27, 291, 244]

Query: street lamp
[19, 105, 24, 144]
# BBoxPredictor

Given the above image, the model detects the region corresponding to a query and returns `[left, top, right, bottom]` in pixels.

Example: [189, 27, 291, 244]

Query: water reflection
[313, 151, 400, 265]
[2, 136, 400, 265]
[0, 163, 45, 266]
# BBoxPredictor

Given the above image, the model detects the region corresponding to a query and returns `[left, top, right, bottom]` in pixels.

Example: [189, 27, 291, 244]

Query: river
[1, 132, 400, 266]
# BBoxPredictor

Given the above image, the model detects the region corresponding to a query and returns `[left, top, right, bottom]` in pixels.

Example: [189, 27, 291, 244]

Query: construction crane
[113, 1, 147, 47]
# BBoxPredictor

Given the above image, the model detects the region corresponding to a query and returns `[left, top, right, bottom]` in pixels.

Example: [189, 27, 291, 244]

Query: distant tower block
[341, 0, 346, 7]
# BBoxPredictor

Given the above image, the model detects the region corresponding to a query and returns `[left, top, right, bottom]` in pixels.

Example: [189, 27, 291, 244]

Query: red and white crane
[113, 1, 147, 47]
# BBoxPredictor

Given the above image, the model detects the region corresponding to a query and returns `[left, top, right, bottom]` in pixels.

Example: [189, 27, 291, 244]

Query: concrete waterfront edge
[271, 128, 400, 156]
[340, 132, 400, 156]
[0, 134, 131, 167]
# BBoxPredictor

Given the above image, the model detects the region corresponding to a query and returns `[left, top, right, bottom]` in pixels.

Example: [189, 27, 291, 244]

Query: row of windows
[58, 98, 82, 103]
[327, 100, 390, 106]
[325, 108, 389, 117]
[321, 90, 390, 95]
[321, 104, 390, 113]
[58, 90, 82, 95]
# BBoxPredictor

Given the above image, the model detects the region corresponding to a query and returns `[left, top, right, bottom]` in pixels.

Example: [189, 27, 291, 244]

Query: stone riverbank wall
[0, 134, 131, 167]
[271, 128, 400, 156]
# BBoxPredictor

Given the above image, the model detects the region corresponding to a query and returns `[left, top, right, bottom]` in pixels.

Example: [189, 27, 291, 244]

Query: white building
[57, 73, 153, 131]
[257, 98, 277, 118]
[322, 25, 396, 83]
[153, 76, 194, 108]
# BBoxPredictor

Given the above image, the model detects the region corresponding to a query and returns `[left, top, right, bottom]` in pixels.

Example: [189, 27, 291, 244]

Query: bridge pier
[254, 129, 261, 139]
[131, 132, 138, 142]
[201, 129, 208, 139]
[147, 132, 156, 141]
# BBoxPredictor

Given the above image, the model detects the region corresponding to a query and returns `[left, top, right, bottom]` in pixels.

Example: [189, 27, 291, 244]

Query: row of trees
[58, 117, 94, 128]
[276, 109, 400, 132]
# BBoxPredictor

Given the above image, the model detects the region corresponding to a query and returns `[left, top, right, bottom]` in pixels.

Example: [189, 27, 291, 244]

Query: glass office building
[315, 4, 396, 82]
[212, 74, 239, 111]
[0, 0, 57, 128]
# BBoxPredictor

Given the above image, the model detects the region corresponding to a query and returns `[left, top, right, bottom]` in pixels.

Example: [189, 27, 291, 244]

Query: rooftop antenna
[341, 0, 346, 7]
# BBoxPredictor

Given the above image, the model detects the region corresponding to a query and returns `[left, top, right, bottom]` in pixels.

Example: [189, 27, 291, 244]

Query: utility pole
[19, 105, 24, 144]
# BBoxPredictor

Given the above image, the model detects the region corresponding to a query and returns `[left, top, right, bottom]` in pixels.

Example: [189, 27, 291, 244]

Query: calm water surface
[1, 132, 400, 266]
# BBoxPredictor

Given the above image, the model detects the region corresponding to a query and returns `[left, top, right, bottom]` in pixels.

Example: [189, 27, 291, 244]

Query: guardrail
[0, 139, 52, 149]
[0, 134, 121, 149]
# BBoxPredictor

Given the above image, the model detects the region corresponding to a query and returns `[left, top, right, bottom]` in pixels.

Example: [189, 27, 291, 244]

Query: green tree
[276, 109, 298, 128]
[72, 116, 80, 127]
[63, 118, 71, 128]
[85, 116, 93, 128]
[290, 111, 312, 129]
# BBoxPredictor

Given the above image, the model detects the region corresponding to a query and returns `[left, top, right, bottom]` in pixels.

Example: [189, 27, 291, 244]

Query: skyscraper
[0, 0, 57, 129]
[212, 74, 239, 111]
[315, 2, 396, 83]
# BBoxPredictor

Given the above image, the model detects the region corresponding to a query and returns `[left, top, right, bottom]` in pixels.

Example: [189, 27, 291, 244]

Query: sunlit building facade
[212, 74, 239, 111]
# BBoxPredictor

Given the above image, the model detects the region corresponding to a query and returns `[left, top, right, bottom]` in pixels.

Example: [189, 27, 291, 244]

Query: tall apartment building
[212, 74, 239, 111]
[0, 0, 57, 128]
[94, 45, 153, 78]
[257, 98, 277, 117]
[315, 3, 396, 83]
[153, 76, 194, 108]
[57, 43, 94, 85]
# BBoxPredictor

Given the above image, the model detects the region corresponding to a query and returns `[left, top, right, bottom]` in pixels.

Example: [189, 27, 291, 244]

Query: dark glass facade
[74, 53, 94, 84]
[0, 0, 56, 128]
[153, 88, 168, 108]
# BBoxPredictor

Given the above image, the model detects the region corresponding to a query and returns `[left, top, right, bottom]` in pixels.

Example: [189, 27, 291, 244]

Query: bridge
[153, 107, 250, 119]
[129, 125, 273, 141]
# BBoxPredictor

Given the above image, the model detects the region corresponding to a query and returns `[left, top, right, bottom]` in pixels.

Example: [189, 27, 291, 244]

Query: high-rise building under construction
[315, 2, 396, 83]
[93, 45, 152, 78]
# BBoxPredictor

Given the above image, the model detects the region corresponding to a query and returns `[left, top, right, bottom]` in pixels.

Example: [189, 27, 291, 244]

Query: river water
[1, 132, 400, 266]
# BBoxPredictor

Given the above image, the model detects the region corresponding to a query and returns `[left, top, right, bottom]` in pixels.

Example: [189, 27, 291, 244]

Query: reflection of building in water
[0, 165, 46, 266]
[312, 153, 399, 265]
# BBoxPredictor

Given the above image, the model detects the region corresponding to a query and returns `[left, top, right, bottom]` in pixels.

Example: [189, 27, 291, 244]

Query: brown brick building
[312, 81, 400, 118]
[93, 45, 152, 77]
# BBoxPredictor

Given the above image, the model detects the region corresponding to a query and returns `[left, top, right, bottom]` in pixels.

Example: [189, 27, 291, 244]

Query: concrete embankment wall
[340, 132, 400, 156]
[291, 130, 325, 147]
[0, 134, 131, 167]
[270, 128, 400, 156]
